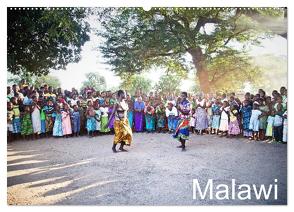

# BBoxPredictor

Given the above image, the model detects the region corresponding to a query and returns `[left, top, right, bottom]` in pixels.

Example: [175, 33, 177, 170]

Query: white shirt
[165, 107, 178, 117]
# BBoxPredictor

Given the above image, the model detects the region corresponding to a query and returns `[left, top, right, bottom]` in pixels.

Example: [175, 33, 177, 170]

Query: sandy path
[7, 133, 287, 205]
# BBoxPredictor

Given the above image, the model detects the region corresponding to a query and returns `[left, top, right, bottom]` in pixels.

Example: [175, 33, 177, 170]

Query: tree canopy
[120, 73, 152, 95]
[7, 7, 91, 76]
[97, 7, 286, 93]
[81, 72, 107, 91]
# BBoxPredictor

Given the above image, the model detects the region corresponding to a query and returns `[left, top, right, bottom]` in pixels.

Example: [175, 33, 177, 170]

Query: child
[53, 105, 63, 137]
[7, 102, 14, 142]
[249, 102, 262, 141]
[31, 96, 41, 139]
[71, 105, 81, 137]
[240, 100, 252, 138]
[155, 102, 166, 133]
[144, 104, 155, 133]
[189, 108, 196, 133]
[206, 100, 213, 134]
[211, 99, 221, 134]
[108, 102, 115, 134]
[99, 104, 110, 133]
[20, 105, 34, 139]
[11, 97, 21, 139]
[62, 103, 72, 138]
[42, 99, 55, 136]
[265, 110, 275, 143]
[219, 101, 230, 136]
[165, 102, 178, 133]
[77, 100, 86, 135]
[86, 100, 96, 137]
[258, 99, 269, 140]
[228, 105, 241, 137]
[273, 104, 284, 143]
[94, 102, 101, 135]
[282, 110, 287, 143]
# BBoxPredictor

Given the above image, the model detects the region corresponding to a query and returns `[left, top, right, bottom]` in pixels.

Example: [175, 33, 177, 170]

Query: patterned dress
[211, 104, 221, 130]
[71, 111, 81, 133]
[195, 99, 208, 130]
[53, 112, 63, 136]
[21, 113, 33, 136]
[155, 105, 166, 129]
[228, 109, 241, 135]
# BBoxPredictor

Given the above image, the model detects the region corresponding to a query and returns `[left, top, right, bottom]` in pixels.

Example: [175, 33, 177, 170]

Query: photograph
[6, 6, 287, 205]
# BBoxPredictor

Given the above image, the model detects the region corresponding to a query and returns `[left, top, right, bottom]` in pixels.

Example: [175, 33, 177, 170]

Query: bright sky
[50, 17, 287, 91]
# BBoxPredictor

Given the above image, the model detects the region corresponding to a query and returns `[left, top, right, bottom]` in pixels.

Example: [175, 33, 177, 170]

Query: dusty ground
[7, 133, 287, 205]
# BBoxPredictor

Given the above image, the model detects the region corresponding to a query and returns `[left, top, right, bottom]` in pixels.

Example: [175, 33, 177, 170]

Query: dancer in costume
[108, 90, 133, 153]
[173, 92, 191, 151]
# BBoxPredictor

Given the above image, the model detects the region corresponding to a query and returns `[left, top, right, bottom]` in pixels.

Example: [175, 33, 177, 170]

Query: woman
[108, 90, 133, 153]
[195, 95, 208, 135]
[134, 96, 145, 132]
[173, 92, 191, 151]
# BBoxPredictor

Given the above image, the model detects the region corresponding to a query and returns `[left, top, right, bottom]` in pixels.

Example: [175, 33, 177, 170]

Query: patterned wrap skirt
[113, 119, 133, 145]
[173, 118, 190, 141]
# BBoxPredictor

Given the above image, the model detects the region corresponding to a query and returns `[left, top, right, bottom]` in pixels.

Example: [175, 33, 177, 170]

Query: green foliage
[7, 73, 61, 88]
[96, 7, 285, 92]
[7, 8, 91, 76]
[81, 72, 107, 91]
[120, 73, 152, 95]
[251, 54, 287, 93]
[34, 75, 61, 88]
[207, 51, 262, 92]
[153, 74, 181, 95]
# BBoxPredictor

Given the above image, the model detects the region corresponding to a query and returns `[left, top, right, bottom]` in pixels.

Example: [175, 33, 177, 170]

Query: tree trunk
[188, 47, 210, 94]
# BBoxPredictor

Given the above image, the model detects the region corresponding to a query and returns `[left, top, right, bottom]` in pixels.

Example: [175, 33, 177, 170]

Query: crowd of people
[7, 80, 287, 146]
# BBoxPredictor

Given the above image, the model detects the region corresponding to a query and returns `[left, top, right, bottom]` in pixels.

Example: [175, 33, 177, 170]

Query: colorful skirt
[113, 119, 133, 145]
[53, 118, 63, 137]
[127, 111, 134, 129]
[134, 112, 144, 132]
[145, 114, 155, 131]
[211, 115, 220, 129]
[173, 118, 189, 141]
[12, 117, 21, 133]
[86, 117, 96, 132]
[21, 115, 33, 136]
[265, 125, 273, 137]
[157, 115, 166, 128]
[100, 116, 110, 133]
[45, 115, 53, 132]
[228, 119, 241, 135]
[195, 108, 208, 130]
[167, 116, 178, 131]
[41, 120, 46, 133]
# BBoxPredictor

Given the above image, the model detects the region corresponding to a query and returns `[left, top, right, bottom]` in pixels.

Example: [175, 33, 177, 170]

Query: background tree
[7, 7, 91, 76]
[8, 73, 61, 88]
[120, 73, 152, 95]
[154, 73, 183, 95]
[34, 75, 61, 88]
[81, 72, 107, 91]
[97, 7, 286, 93]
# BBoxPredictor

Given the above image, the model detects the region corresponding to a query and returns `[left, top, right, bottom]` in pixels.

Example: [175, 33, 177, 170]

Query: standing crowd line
[7, 80, 287, 145]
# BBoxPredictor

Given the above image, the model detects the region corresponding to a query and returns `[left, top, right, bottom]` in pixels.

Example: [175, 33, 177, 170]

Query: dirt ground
[7, 133, 287, 205]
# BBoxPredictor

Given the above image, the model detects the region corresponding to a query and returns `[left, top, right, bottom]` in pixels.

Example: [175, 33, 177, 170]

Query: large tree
[120, 73, 152, 95]
[81, 72, 107, 91]
[7, 7, 91, 76]
[97, 7, 285, 93]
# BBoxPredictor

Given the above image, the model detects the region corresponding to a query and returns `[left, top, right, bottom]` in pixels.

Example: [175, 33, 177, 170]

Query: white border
[0, 0, 292, 212]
